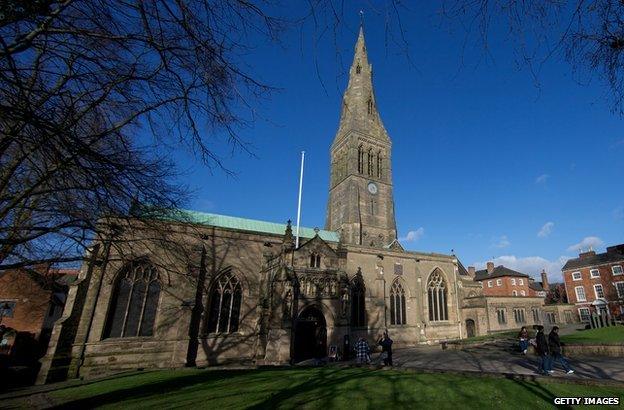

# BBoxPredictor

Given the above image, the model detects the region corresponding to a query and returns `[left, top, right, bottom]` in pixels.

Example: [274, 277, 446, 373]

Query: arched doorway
[465, 319, 476, 338]
[294, 306, 327, 363]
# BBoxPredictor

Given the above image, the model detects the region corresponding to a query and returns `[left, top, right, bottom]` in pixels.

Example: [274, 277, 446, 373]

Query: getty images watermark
[554, 397, 620, 406]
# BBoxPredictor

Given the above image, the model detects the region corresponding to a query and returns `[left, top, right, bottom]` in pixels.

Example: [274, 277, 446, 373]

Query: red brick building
[0, 267, 78, 357]
[474, 262, 532, 297]
[562, 244, 624, 321]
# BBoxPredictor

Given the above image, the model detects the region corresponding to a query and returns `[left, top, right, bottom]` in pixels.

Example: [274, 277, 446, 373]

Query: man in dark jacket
[535, 326, 552, 375]
[548, 326, 574, 374]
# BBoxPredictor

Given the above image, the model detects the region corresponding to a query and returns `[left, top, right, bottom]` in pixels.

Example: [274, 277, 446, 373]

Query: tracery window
[351, 276, 366, 327]
[390, 279, 407, 325]
[367, 149, 374, 176]
[497, 308, 506, 324]
[513, 308, 526, 323]
[376, 151, 382, 178]
[103, 262, 161, 338]
[309, 253, 321, 268]
[427, 270, 448, 321]
[206, 271, 242, 334]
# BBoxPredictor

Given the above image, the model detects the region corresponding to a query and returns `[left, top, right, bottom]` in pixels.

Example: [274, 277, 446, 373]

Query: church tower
[325, 26, 397, 247]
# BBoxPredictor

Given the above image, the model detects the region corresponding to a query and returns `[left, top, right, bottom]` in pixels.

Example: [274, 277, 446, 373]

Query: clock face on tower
[367, 182, 378, 195]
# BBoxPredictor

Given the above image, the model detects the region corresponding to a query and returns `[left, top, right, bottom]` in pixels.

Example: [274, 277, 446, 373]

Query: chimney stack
[467, 266, 476, 277]
[541, 269, 549, 291]
[606, 244, 624, 255]
[486, 262, 495, 274]
[578, 249, 596, 260]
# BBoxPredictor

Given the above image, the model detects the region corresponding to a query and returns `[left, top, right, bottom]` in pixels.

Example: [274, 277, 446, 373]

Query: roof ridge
[155, 208, 341, 242]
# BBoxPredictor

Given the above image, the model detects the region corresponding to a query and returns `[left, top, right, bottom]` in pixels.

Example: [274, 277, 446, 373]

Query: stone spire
[334, 26, 389, 144]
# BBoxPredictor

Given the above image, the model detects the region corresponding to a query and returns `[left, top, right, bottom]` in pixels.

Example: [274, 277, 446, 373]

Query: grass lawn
[5, 367, 623, 409]
[561, 326, 624, 345]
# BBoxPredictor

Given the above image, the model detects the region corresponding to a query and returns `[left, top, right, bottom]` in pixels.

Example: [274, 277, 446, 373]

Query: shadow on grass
[49, 369, 256, 409]
[46, 367, 573, 410]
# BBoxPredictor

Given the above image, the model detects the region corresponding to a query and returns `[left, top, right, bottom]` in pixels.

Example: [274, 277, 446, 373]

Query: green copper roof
[162, 209, 340, 242]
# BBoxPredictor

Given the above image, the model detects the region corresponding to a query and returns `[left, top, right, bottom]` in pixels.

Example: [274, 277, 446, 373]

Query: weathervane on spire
[359, 10, 364, 27]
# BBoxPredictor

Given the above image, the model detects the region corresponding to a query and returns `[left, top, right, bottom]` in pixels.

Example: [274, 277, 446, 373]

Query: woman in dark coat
[518, 326, 529, 355]
[378, 331, 393, 366]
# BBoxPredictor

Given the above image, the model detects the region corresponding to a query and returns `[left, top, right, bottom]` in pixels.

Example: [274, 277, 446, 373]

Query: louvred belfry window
[206, 272, 242, 334]
[358, 145, 364, 174]
[104, 262, 161, 338]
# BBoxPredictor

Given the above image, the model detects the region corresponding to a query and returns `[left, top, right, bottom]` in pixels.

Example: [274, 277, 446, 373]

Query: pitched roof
[529, 281, 545, 292]
[158, 209, 340, 243]
[474, 265, 529, 281]
[562, 246, 624, 271]
[456, 259, 470, 276]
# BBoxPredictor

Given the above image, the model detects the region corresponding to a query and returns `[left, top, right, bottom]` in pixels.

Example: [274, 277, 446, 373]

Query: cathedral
[37, 27, 487, 383]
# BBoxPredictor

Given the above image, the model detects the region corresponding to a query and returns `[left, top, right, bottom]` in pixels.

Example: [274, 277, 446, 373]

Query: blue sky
[163, 3, 623, 282]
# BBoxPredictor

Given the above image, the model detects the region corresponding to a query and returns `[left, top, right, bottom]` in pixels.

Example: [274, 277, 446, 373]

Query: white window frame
[615, 281, 624, 299]
[590, 269, 600, 278]
[519, 279, 524, 285]
[512, 290, 517, 296]
[572, 271, 582, 281]
[511, 278, 516, 285]
[496, 279, 502, 286]
[575, 286, 586, 302]
[520, 290, 526, 296]
[578, 307, 591, 322]
[487, 280, 493, 288]
[612, 265, 623, 275]
[593, 284, 605, 299]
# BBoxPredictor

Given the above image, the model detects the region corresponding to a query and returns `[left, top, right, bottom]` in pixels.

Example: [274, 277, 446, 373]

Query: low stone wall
[442, 340, 624, 357]
[563, 344, 624, 358]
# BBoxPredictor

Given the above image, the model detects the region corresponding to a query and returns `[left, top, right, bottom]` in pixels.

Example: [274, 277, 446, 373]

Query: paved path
[385, 341, 624, 383]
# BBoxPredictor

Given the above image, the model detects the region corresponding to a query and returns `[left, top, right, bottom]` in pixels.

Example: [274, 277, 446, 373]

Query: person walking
[548, 326, 574, 374]
[378, 331, 394, 366]
[518, 326, 529, 355]
[355, 337, 370, 365]
[535, 325, 553, 375]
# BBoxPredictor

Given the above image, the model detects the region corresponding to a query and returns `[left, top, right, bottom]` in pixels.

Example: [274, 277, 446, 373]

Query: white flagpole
[295, 151, 305, 248]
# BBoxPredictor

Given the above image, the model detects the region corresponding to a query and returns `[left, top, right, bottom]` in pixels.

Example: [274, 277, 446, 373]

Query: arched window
[351, 276, 366, 327]
[367, 98, 373, 115]
[428, 270, 448, 321]
[309, 253, 321, 268]
[357, 145, 364, 174]
[367, 149, 374, 176]
[390, 279, 407, 325]
[377, 151, 382, 178]
[356, 64, 361, 74]
[104, 262, 161, 338]
[206, 271, 242, 334]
